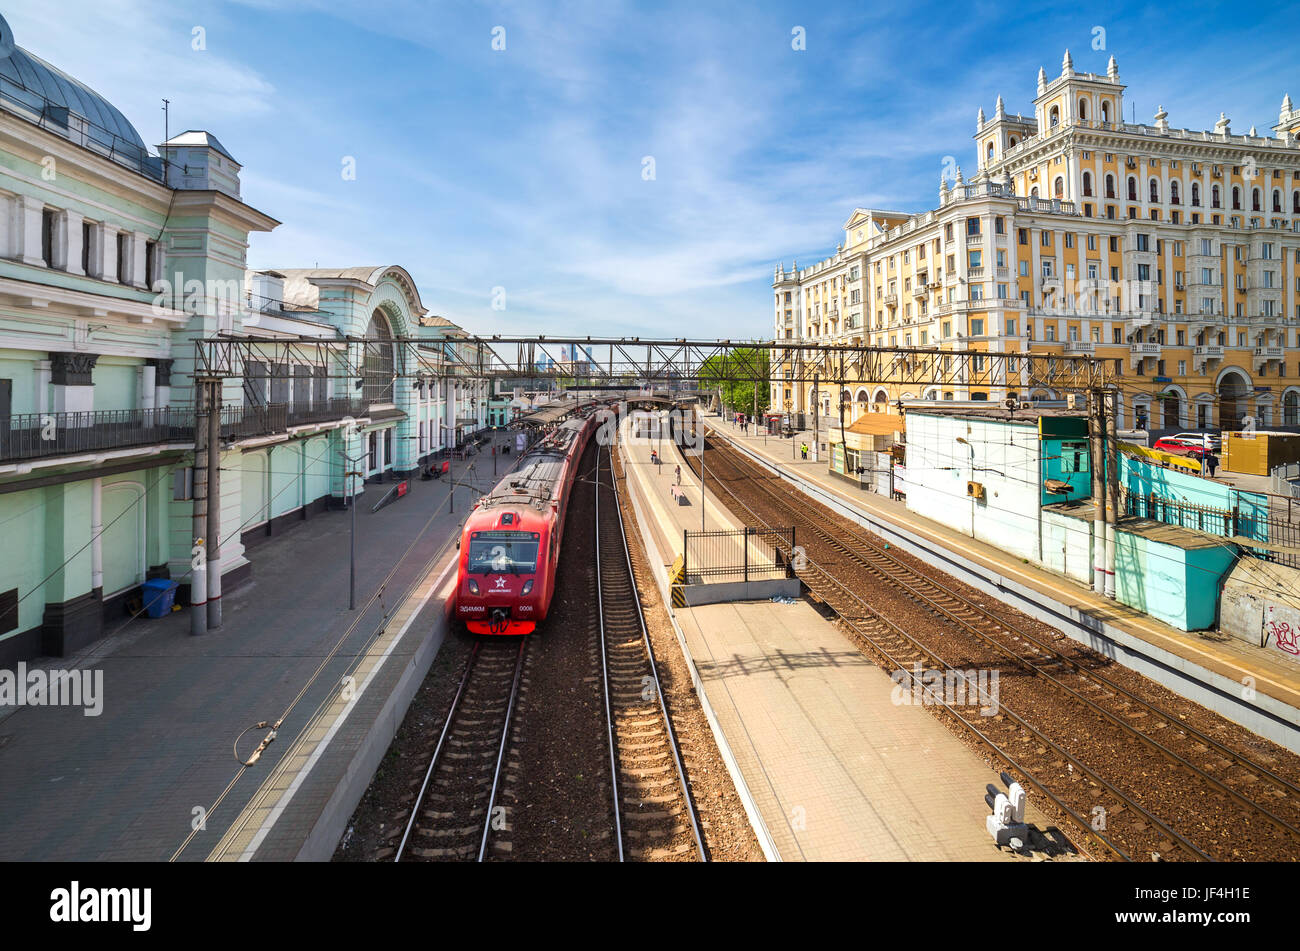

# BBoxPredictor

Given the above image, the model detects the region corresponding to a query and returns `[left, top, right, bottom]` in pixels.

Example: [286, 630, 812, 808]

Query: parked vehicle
[1172, 432, 1221, 451]
[1153, 436, 1210, 458]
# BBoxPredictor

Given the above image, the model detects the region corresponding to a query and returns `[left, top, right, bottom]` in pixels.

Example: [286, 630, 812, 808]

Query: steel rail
[393, 641, 481, 862]
[478, 640, 527, 862]
[594, 444, 626, 861]
[604, 443, 708, 861]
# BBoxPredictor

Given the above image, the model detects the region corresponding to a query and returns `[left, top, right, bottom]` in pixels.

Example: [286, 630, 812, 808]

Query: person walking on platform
[800, 442, 809, 460]
[675, 464, 682, 485]
[1206, 452, 1220, 478]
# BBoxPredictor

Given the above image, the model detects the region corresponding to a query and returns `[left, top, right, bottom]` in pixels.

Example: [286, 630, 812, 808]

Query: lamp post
[338, 448, 365, 611]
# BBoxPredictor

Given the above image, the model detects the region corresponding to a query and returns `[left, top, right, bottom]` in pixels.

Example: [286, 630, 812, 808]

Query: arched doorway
[1158, 388, 1183, 430]
[364, 308, 396, 404]
[1217, 371, 1250, 431]
[1284, 389, 1300, 427]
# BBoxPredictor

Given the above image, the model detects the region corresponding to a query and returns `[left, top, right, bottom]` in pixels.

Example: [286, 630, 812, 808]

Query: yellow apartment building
[774, 51, 1300, 433]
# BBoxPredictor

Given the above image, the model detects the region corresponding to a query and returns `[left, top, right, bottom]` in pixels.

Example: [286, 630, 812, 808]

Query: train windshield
[467, 531, 540, 574]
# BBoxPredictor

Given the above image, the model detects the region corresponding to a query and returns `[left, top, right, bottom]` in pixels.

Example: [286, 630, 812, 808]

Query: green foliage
[699, 348, 771, 415]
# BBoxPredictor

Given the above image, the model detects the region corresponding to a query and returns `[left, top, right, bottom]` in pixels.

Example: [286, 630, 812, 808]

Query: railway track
[688, 424, 1300, 861]
[596, 444, 707, 862]
[393, 638, 525, 862]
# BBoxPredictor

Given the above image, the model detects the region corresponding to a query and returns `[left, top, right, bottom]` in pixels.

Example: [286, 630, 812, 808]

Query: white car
[1173, 432, 1221, 451]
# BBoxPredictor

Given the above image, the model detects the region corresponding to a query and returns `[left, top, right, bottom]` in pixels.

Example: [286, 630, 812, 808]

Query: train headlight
[468, 579, 480, 595]
[521, 579, 534, 595]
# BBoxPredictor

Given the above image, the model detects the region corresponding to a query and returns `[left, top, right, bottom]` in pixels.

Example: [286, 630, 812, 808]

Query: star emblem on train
[494, 577, 508, 589]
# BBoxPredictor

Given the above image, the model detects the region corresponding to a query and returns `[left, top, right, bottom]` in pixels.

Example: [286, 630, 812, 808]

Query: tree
[699, 348, 771, 417]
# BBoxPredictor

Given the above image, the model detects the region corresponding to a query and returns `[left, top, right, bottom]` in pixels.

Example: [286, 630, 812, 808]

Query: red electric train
[451, 413, 601, 635]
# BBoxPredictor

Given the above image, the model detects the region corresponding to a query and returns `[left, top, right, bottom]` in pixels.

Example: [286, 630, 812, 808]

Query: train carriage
[451, 413, 601, 634]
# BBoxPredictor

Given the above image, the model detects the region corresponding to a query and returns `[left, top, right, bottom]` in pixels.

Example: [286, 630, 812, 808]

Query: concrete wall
[1220, 557, 1300, 665]
[1113, 529, 1236, 631]
[1041, 509, 1093, 584]
[906, 413, 1045, 562]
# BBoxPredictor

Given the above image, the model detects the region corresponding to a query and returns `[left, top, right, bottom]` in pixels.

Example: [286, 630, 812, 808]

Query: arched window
[1128, 177, 1137, 201]
[1212, 184, 1221, 208]
[1049, 106, 1060, 128]
[1191, 182, 1200, 206]
[987, 141, 995, 161]
[1101, 101, 1111, 123]
[1078, 98, 1088, 121]
[1252, 188, 1261, 211]
[1232, 186, 1241, 210]
[1105, 174, 1115, 198]
[1273, 189, 1282, 212]
[1082, 171, 1093, 196]
[1149, 179, 1160, 203]
[1054, 176, 1064, 199]
[1030, 185, 1039, 198]
[363, 309, 396, 404]
[1170, 181, 1180, 204]
[1293, 190, 1300, 214]
[1009, 136, 1018, 147]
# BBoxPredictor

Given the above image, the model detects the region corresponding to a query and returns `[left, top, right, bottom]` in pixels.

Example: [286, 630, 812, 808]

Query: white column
[91, 477, 104, 592]
[34, 360, 51, 414]
[132, 230, 148, 288]
[17, 195, 44, 266]
[63, 209, 84, 274]
[141, 364, 157, 411]
[94, 224, 115, 280]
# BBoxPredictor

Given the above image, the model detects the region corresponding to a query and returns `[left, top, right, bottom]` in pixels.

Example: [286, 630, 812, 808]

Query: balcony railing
[0, 408, 190, 463]
[0, 399, 369, 463]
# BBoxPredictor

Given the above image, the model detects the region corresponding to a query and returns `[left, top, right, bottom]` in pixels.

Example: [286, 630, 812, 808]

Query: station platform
[0, 450, 497, 861]
[707, 415, 1300, 754]
[619, 414, 1062, 860]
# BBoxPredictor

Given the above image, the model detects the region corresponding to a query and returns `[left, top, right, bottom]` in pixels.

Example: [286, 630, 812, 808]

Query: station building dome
[0, 12, 160, 178]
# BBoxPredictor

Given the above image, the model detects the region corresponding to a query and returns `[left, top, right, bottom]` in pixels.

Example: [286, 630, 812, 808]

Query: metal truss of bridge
[193, 335, 1116, 389]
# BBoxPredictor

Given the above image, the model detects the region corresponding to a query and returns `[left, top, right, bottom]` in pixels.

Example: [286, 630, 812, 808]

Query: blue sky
[6, 1, 1296, 338]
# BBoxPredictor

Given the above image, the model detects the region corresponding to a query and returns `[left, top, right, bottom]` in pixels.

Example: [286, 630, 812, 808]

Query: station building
[0, 15, 487, 665]
[774, 52, 1300, 434]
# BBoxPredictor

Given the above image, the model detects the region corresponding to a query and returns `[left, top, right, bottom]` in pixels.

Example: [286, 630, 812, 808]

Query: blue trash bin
[142, 579, 179, 619]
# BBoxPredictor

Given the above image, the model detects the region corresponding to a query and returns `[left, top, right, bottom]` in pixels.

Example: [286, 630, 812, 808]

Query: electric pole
[1089, 387, 1106, 594]
[1104, 388, 1121, 599]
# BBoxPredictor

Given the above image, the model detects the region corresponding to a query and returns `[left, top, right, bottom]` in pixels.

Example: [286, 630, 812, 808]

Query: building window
[144, 240, 157, 290]
[1082, 171, 1093, 196]
[1128, 177, 1137, 201]
[115, 233, 128, 284]
[81, 221, 93, 274]
[41, 208, 56, 267]
[1191, 182, 1200, 206]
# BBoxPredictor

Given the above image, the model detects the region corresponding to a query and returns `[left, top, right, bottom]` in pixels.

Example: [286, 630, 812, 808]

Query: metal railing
[0, 407, 189, 462]
[0, 75, 163, 182]
[682, 526, 796, 584]
[0, 399, 368, 462]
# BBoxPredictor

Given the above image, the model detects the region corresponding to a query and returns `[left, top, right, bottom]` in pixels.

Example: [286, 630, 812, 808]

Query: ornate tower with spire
[1033, 49, 1125, 135]
[1274, 92, 1299, 142]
